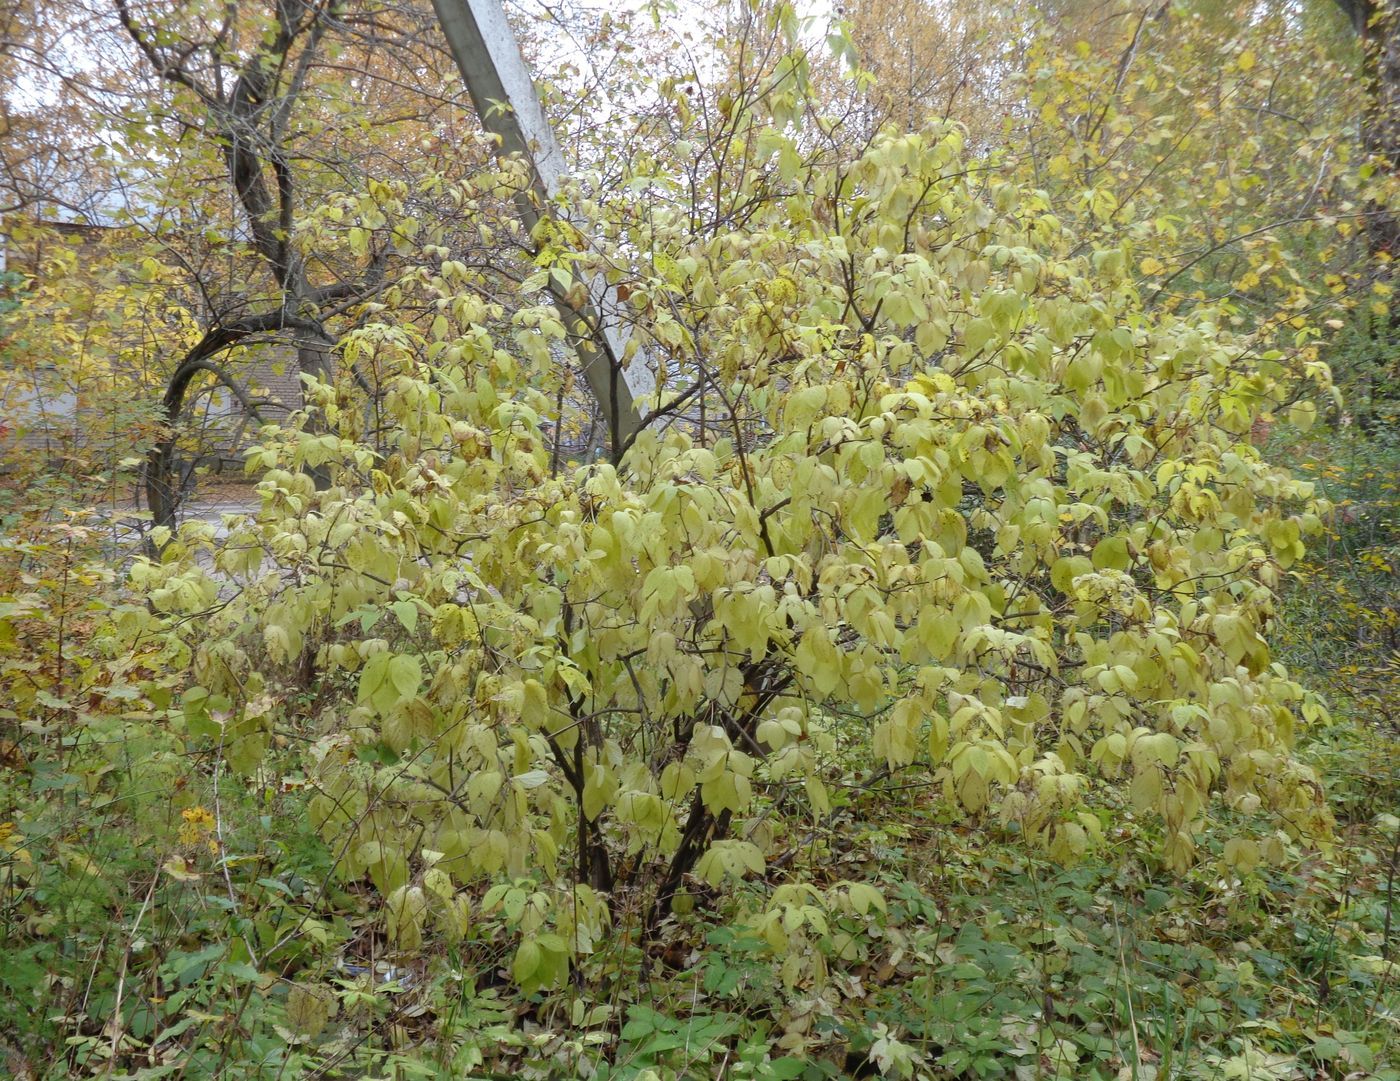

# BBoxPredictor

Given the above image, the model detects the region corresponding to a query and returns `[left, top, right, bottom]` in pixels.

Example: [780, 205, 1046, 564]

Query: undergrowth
[0, 424, 1396, 1080]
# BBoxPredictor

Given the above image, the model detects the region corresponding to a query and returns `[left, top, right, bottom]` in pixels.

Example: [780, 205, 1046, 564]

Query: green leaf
[391, 599, 419, 634]
[388, 654, 422, 700]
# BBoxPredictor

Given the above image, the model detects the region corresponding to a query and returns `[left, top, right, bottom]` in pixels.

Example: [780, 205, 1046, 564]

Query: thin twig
[102, 870, 159, 1076]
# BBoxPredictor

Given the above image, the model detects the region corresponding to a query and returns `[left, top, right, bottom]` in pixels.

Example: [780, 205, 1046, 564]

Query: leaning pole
[429, 0, 652, 456]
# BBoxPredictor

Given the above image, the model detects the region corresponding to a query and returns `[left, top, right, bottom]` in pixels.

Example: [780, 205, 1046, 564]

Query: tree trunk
[1336, 0, 1400, 258]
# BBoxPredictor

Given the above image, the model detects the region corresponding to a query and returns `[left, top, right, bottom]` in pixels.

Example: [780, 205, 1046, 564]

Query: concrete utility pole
[429, 0, 652, 455]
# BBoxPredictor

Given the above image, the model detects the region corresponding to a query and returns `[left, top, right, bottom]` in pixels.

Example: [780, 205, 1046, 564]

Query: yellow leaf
[1223, 837, 1260, 874]
[163, 856, 201, 881]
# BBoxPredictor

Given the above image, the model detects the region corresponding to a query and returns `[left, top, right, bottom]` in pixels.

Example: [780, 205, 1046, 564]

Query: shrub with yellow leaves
[128, 115, 1333, 987]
